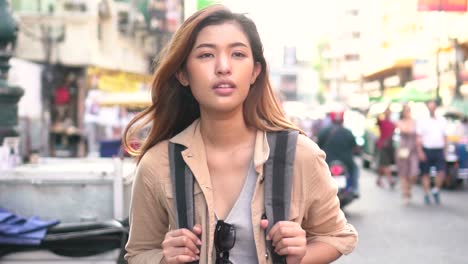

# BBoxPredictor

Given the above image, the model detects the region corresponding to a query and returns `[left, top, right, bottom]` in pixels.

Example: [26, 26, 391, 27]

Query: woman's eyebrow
[194, 42, 248, 49]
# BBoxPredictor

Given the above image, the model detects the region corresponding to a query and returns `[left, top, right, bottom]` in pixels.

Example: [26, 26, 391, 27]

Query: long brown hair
[123, 5, 301, 162]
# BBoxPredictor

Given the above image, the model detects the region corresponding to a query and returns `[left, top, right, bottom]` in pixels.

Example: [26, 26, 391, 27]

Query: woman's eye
[198, 53, 213, 59]
[233, 52, 246, 58]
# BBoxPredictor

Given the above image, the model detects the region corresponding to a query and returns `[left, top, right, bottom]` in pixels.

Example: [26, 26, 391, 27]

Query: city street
[336, 160, 468, 264]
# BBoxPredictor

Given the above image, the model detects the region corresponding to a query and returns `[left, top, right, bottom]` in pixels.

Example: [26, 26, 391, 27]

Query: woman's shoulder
[295, 133, 324, 159]
[140, 140, 170, 163]
[136, 140, 171, 184]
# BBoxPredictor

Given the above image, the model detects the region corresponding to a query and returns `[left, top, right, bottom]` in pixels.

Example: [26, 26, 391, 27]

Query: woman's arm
[299, 141, 358, 261]
[301, 241, 341, 264]
[125, 153, 169, 264]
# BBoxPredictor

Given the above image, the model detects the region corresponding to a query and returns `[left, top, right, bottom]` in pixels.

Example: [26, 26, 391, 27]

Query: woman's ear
[250, 62, 262, 85]
[176, 70, 189, 86]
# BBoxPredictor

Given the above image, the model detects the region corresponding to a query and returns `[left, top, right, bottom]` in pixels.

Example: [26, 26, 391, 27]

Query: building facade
[9, 0, 183, 158]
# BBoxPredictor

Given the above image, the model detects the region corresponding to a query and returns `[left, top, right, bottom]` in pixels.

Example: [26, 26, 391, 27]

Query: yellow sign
[87, 67, 152, 93]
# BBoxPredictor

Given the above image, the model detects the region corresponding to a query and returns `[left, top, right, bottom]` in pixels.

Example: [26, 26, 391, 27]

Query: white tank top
[216, 162, 258, 263]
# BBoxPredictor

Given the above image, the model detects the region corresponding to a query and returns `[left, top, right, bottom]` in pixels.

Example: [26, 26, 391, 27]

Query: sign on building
[418, 0, 467, 12]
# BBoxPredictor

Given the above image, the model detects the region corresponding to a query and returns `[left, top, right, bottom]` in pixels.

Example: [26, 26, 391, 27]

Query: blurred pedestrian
[417, 100, 447, 205]
[376, 106, 396, 188]
[395, 105, 418, 205]
[84, 89, 101, 156]
[53, 75, 73, 124]
[318, 111, 360, 198]
[122, 5, 357, 264]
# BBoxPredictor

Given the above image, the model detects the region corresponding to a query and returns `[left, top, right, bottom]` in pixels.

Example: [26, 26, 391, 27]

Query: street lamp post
[0, 0, 24, 145]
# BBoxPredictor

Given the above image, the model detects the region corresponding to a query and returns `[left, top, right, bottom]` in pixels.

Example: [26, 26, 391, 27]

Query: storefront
[84, 67, 152, 157]
[44, 65, 87, 158]
[362, 58, 413, 99]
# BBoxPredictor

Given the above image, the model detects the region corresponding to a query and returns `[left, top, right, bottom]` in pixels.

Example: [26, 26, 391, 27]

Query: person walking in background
[376, 106, 396, 188]
[417, 100, 447, 205]
[318, 111, 360, 198]
[84, 89, 101, 156]
[395, 105, 419, 205]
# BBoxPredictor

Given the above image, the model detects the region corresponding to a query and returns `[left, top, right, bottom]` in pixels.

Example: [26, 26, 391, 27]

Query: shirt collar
[169, 119, 270, 175]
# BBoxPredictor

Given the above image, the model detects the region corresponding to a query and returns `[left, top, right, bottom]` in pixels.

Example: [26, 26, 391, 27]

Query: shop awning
[87, 66, 152, 93]
[449, 98, 468, 116]
[391, 86, 435, 103]
[460, 39, 468, 48]
[99, 91, 152, 108]
[362, 58, 413, 82]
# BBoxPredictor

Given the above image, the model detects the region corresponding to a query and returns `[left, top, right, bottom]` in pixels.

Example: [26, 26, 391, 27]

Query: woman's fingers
[172, 228, 201, 246]
[266, 221, 306, 259]
[193, 224, 202, 235]
[162, 228, 202, 263]
[163, 231, 200, 253]
[273, 237, 306, 252]
[166, 254, 200, 263]
[260, 219, 269, 230]
[166, 246, 199, 258]
[170, 228, 201, 243]
[268, 222, 305, 245]
[276, 246, 306, 256]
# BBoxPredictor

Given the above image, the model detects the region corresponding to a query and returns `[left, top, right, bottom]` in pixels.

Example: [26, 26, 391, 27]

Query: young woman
[376, 107, 396, 188]
[395, 105, 419, 205]
[123, 5, 357, 264]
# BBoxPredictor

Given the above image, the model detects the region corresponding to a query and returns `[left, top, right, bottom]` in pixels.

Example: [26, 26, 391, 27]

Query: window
[118, 11, 130, 33]
[10, 0, 55, 12]
[63, 0, 87, 12]
[346, 9, 359, 16]
[344, 54, 360, 61]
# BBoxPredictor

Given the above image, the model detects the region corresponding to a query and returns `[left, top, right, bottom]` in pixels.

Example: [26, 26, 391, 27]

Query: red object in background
[376, 119, 396, 149]
[330, 165, 344, 176]
[54, 86, 70, 105]
[418, 0, 467, 12]
[329, 111, 344, 122]
[460, 71, 468, 82]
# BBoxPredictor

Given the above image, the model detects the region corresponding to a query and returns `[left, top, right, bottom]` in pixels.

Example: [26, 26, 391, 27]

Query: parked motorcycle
[329, 160, 356, 208]
[444, 143, 466, 189]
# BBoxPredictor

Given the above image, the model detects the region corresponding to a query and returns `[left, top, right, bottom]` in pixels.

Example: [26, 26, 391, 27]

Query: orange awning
[363, 58, 413, 82]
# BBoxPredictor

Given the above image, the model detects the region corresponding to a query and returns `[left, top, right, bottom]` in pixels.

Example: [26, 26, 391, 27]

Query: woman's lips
[213, 82, 236, 96]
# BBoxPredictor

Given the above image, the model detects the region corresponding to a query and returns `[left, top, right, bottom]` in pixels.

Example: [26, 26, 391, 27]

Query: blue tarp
[0, 208, 59, 245]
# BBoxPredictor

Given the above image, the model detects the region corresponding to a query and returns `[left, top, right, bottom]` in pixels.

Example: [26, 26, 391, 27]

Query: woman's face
[402, 106, 411, 119]
[177, 21, 261, 115]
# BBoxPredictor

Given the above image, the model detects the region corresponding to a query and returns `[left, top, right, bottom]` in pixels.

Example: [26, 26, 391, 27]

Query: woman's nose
[216, 54, 232, 75]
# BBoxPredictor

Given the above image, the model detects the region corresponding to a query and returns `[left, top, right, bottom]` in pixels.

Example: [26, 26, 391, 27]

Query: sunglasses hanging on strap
[168, 130, 298, 264]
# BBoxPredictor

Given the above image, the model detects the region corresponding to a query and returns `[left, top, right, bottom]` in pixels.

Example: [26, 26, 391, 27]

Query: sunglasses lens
[214, 220, 236, 251]
[216, 258, 233, 264]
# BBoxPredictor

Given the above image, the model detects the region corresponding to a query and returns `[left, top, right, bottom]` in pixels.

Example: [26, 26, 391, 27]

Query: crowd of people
[298, 99, 468, 207]
[374, 100, 468, 205]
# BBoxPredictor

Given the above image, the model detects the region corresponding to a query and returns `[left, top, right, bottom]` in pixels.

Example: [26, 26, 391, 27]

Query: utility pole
[453, 38, 463, 99]
[0, 0, 25, 145]
[36, 4, 65, 156]
[435, 0, 443, 105]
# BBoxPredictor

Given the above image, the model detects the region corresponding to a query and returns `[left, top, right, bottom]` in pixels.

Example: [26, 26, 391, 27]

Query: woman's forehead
[193, 22, 249, 48]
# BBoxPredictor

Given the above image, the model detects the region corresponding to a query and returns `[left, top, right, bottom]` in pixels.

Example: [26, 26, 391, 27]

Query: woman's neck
[199, 110, 255, 150]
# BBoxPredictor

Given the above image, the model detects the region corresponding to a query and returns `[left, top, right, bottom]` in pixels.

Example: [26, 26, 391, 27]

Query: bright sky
[215, 0, 339, 64]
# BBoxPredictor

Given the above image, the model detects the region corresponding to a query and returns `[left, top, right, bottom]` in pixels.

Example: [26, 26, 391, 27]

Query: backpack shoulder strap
[168, 142, 195, 230]
[264, 130, 299, 263]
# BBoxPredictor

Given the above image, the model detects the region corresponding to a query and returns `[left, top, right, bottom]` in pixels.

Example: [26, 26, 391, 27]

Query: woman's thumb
[193, 224, 202, 235]
[260, 219, 269, 230]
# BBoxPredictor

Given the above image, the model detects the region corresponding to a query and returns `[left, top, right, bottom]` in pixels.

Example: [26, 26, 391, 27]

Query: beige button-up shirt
[125, 120, 358, 263]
